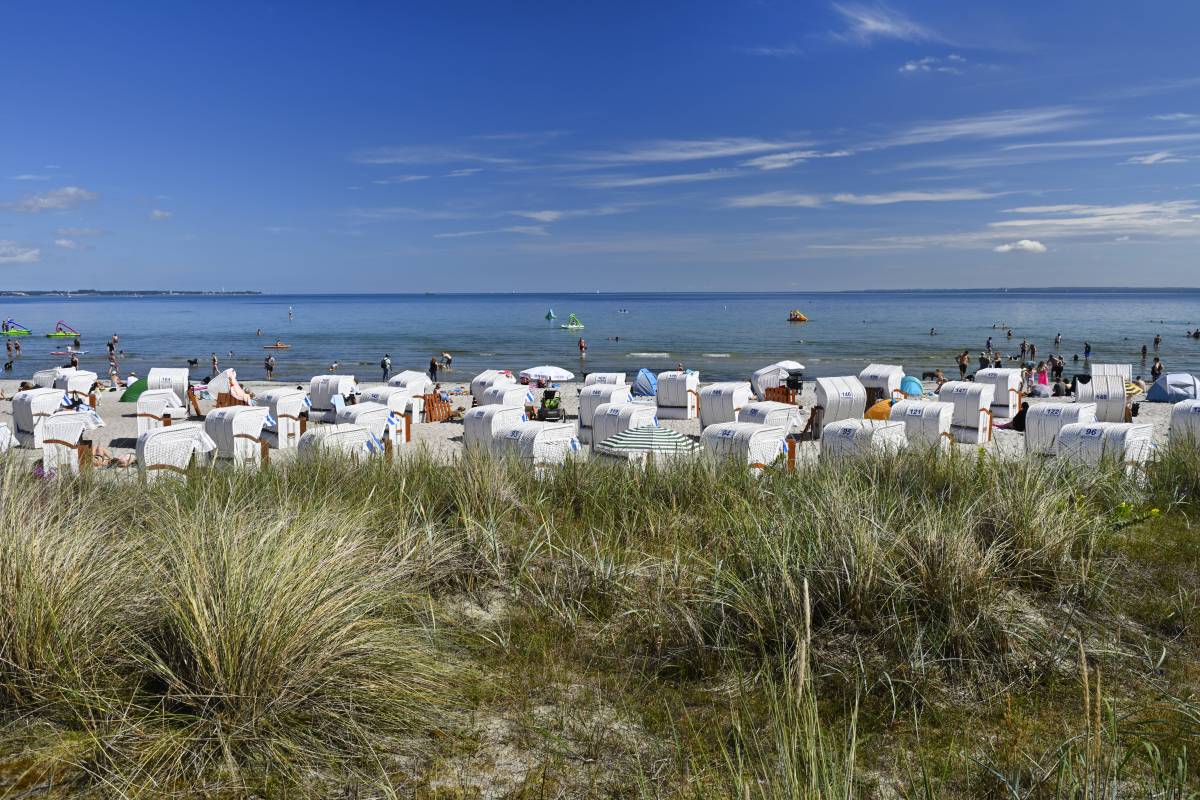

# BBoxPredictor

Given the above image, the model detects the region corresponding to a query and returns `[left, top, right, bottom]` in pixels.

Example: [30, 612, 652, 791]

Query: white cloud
[434, 225, 548, 239]
[584, 170, 741, 188]
[741, 149, 852, 170]
[899, 54, 965, 75]
[352, 146, 516, 165]
[992, 201, 1200, 238]
[371, 174, 430, 185]
[2, 186, 98, 213]
[1123, 151, 1188, 165]
[54, 238, 86, 250]
[510, 206, 626, 223]
[344, 206, 476, 222]
[447, 168, 484, 177]
[879, 107, 1088, 148]
[726, 191, 824, 208]
[832, 2, 941, 44]
[993, 239, 1047, 253]
[1003, 132, 1200, 151]
[9, 173, 52, 181]
[149, 209, 172, 220]
[742, 44, 804, 57]
[56, 227, 105, 237]
[583, 138, 806, 164]
[1152, 112, 1199, 122]
[727, 187, 1002, 208]
[831, 188, 1004, 205]
[0, 240, 39, 263]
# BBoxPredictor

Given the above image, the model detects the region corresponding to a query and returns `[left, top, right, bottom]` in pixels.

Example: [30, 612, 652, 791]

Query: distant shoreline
[0, 290, 261, 297]
[1, 287, 1196, 298]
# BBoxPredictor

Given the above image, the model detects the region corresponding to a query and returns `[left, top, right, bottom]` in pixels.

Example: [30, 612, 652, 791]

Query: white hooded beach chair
[1075, 375, 1129, 423]
[298, 423, 384, 460]
[335, 401, 402, 454]
[33, 367, 70, 388]
[1090, 363, 1133, 381]
[54, 369, 98, 403]
[698, 381, 754, 429]
[938, 381, 995, 444]
[488, 421, 581, 466]
[1170, 399, 1200, 448]
[471, 370, 516, 405]
[463, 404, 527, 449]
[820, 419, 908, 460]
[137, 423, 217, 483]
[974, 368, 1023, 419]
[309, 374, 357, 423]
[256, 387, 307, 449]
[40, 416, 91, 476]
[737, 401, 802, 432]
[578, 384, 635, 443]
[136, 388, 188, 435]
[655, 370, 700, 420]
[12, 388, 69, 448]
[888, 399, 953, 449]
[583, 372, 626, 387]
[701, 422, 786, 469]
[204, 405, 271, 466]
[751, 361, 803, 402]
[814, 376, 867, 428]
[388, 370, 434, 397]
[1056, 422, 1154, 469]
[480, 384, 535, 410]
[358, 385, 416, 439]
[858, 364, 904, 404]
[147, 368, 194, 411]
[0, 423, 12, 453]
[1025, 402, 1098, 456]
[590, 402, 658, 450]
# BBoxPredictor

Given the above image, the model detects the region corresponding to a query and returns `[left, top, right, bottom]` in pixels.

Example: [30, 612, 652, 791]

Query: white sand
[0, 374, 1179, 472]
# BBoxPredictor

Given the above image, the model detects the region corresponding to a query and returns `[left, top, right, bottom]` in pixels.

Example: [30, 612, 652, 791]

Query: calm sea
[3, 290, 1198, 384]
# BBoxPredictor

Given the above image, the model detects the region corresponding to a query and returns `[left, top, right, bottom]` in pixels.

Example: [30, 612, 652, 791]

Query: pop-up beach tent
[1146, 373, 1200, 403]
[632, 368, 657, 397]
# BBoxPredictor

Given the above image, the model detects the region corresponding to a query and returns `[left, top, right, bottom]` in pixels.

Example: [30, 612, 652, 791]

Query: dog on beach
[187, 358, 200, 367]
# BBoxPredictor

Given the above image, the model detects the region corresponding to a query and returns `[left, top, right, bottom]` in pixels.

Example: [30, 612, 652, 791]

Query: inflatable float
[45, 321, 81, 338]
[263, 341, 291, 350]
[1, 318, 31, 336]
[560, 313, 584, 330]
[50, 349, 88, 356]
[787, 310, 808, 322]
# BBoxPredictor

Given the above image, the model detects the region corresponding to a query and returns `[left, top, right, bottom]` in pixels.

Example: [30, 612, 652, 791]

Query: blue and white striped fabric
[385, 411, 400, 429]
[60, 392, 71, 408]
[303, 395, 312, 408]
[264, 412, 278, 429]
[363, 432, 385, 454]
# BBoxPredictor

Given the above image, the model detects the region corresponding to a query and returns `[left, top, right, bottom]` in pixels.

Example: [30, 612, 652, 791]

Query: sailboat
[545, 308, 556, 321]
[560, 313, 584, 330]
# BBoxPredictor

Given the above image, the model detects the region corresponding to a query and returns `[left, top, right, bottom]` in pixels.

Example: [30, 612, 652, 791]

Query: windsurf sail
[545, 309, 556, 320]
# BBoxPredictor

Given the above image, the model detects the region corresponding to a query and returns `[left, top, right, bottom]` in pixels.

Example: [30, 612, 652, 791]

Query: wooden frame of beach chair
[795, 405, 823, 441]
[422, 392, 452, 423]
[41, 434, 93, 473]
[186, 386, 202, 417]
[764, 386, 797, 405]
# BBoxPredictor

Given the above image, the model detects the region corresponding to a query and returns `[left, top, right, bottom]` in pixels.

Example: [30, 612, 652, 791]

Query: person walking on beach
[69, 352, 79, 369]
[578, 337, 587, 357]
[380, 353, 391, 381]
[264, 354, 275, 380]
[428, 356, 439, 381]
[210, 352, 219, 376]
[956, 350, 969, 379]
[1151, 357, 1164, 380]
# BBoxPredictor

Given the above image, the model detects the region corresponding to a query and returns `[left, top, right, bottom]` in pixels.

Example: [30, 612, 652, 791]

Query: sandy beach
[0, 370, 1179, 473]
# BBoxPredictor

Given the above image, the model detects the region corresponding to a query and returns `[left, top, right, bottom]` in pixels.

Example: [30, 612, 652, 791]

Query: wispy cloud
[149, 209, 172, 220]
[0, 240, 39, 264]
[583, 170, 742, 188]
[371, 174, 430, 185]
[899, 53, 966, 75]
[741, 149, 852, 170]
[343, 206, 477, 222]
[1152, 112, 1199, 122]
[741, 44, 804, 58]
[582, 138, 806, 164]
[878, 107, 1088, 148]
[1123, 151, 1189, 165]
[831, 2, 942, 44]
[433, 225, 548, 239]
[9, 173, 52, 181]
[992, 201, 1200, 238]
[510, 206, 628, 223]
[993, 239, 1047, 253]
[726, 187, 1003, 208]
[54, 238, 87, 251]
[56, 227, 106, 237]
[1002, 132, 1200, 151]
[2, 186, 98, 213]
[446, 168, 484, 178]
[351, 145, 516, 166]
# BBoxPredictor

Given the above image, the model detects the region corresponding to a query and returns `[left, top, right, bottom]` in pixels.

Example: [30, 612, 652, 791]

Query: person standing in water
[264, 354, 275, 380]
[380, 353, 391, 381]
[956, 350, 969, 379]
[211, 352, 219, 376]
[428, 355, 439, 381]
[578, 337, 587, 357]
[288, 306, 294, 322]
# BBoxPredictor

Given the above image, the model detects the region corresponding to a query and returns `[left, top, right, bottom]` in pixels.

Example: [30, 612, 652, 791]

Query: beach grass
[0, 447, 1197, 797]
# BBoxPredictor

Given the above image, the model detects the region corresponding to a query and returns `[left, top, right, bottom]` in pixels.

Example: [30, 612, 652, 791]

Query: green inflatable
[119, 377, 149, 402]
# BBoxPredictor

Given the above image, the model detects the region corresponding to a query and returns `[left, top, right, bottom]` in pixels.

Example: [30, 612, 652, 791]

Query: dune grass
[0, 444, 1197, 797]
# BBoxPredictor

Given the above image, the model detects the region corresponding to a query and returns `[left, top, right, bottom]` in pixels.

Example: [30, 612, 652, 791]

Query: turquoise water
[2, 290, 1198, 383]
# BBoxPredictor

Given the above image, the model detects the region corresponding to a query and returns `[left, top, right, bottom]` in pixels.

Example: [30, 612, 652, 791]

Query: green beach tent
[119, 377, 149, 402]
[594, 425, 700, 460]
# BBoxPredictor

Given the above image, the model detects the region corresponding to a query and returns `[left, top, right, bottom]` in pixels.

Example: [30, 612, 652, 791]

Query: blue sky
[3, 1, 1200, 291]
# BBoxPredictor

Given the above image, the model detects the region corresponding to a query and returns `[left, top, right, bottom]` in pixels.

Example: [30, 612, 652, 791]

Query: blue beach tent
[1146, 373, 1200, 403]
[632, 368, 657, 397]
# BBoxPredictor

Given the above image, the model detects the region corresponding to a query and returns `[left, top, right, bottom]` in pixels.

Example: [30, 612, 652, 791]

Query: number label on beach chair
[1045, 407, 1063, 417]
[1082, 427, 1103, 438]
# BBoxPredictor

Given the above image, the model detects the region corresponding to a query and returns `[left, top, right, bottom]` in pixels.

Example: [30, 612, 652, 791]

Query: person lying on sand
[92, 444, 135, 469]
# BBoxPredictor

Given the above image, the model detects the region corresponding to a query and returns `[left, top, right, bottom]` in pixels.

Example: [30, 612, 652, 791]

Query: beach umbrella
[520, 365, 575, 382]
[595, 425, 701, 459]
